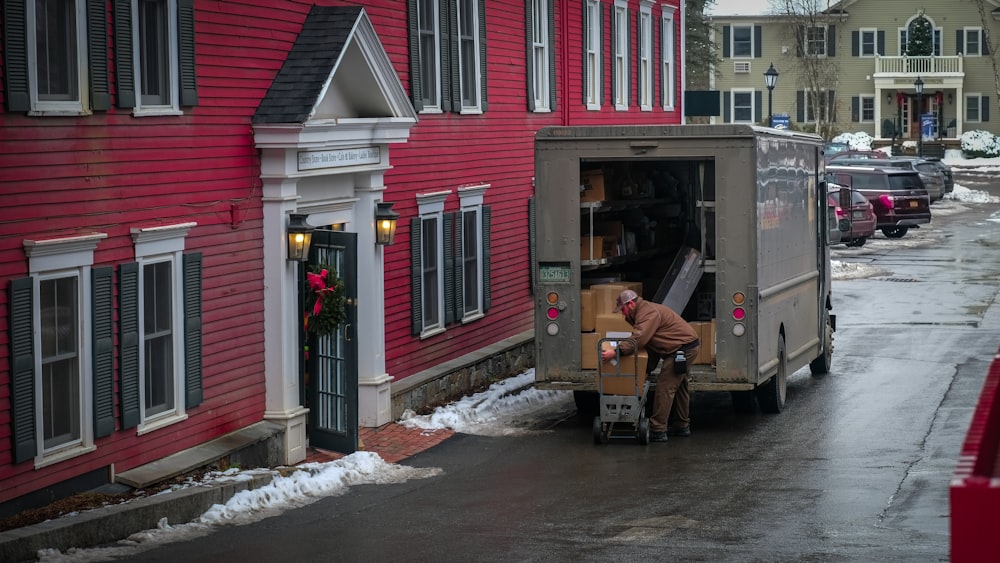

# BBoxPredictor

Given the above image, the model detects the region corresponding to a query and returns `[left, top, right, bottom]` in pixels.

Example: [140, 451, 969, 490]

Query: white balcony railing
[874, 55, 963, 74]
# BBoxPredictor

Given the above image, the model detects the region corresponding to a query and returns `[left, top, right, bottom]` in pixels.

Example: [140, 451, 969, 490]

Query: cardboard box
[689, 321, 711, 365]
[581, 331, 601, 369]
[596, 313, 633, 336]
[598, 347, 649, 396]
[580, 170, 608, 202]
[592, 284, 626, 315]
[580, 289, 595, 332]
[580, 235, 619, 261]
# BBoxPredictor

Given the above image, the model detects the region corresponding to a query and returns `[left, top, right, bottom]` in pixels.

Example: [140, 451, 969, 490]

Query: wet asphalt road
[123, 189, 1000, 562]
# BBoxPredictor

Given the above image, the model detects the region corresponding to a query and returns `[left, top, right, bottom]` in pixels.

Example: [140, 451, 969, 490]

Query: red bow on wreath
[306, 269, 337, 316]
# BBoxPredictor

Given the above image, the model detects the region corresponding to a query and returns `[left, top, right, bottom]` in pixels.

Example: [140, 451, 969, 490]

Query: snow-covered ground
[39, 139, 1000, 562]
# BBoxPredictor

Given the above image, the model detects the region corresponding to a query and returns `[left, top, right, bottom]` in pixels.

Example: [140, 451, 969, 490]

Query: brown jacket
[619, 297, 699, 356]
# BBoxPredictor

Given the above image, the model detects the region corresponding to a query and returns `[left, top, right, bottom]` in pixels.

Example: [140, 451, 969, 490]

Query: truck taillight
[546, 292, 559, 304]
[547, 307, 559, 320]
[732, 292, 746, 337]
[545, 292, 560, 334]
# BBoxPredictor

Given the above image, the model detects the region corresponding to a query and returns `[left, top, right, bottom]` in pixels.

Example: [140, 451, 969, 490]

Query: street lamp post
[764, 63, 779, 127]
[914, 76, 924, 157]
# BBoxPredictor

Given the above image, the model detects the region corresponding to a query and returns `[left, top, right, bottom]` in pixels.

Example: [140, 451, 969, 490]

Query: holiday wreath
[304, 265, 347, 336]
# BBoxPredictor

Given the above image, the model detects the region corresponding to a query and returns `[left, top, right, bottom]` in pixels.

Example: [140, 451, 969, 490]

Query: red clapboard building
[0, 0, 683, 514]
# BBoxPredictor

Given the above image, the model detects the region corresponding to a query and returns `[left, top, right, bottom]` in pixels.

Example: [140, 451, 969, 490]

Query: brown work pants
[649, 345, 699, 433]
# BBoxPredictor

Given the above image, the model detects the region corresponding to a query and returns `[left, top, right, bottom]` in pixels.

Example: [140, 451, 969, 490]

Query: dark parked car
[923, 158, 955, 194]
[826, 165, 931, 238]
[830, 157, 947, 202]
[828, 186, 877, 247]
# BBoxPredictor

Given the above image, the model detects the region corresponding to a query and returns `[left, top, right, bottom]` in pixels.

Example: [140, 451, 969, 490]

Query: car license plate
[852, 210, 865, 219]
[909, 200, 919, 208]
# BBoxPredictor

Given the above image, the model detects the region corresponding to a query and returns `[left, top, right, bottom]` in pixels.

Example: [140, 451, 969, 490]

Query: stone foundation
[390, 330, 534, 420]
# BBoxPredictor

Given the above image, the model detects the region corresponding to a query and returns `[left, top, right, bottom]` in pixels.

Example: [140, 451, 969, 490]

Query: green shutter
[184, 252, 203, 408]
[87, 0, 110, 111]
[443, 0, 457, 112]
[722, 25, 730, 58]
[983, 97, 990, 122]
[796, 91, 805, 122]
[443, 212, 456, 325]
[2, 0, 30, 112]
[754, 25, 762, 58]
[851, 31, 858, 57]
[453, 211, 465, 321]
[10, 277, 36, 463]
[177, 0, 198, 106]
[119, 262, 140, 429]
[478, 0, 488, 111]
[113, 0, 136, 109]
[526, 0, 536, 111]
[827, 25, 836, 57]
[528, 197, 535, 295]
[92, 267, 115, 438]
[408, 0, 424, 111]
[482, 206, 491, 312]
[755, 91, 762, 123]
[410, 217, 423, 335]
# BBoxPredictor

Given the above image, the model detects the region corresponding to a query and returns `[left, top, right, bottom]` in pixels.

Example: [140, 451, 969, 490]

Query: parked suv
[826, 165, 931, 238]
[828, 186, 877, 247]
[830, 157, 946, 202]
[922, 157, 955, 195]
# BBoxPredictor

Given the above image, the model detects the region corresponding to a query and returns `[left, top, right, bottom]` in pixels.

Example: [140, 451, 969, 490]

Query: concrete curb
[0, 472, 275, 562]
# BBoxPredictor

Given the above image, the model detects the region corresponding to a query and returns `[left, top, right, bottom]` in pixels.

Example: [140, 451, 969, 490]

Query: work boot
[650, 431, 668, 442]
[667, 425, 691, 437]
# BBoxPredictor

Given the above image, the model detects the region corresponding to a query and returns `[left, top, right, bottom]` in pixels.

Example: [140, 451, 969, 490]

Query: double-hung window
[584, 0, 602, 110]
[413, 192, 450, 337]
[804, 90, 830, 123]
[613, 0, 629, 110]
[964, 27, 983, 56]
[860, 95, 874, 122]
[408, 0, 488, 113]
[859, 29, 877, 56]
[27, 0, 90, 115]
[528, 0, 551, 111]
[10, 234, 109, 466]
[732, 90, 754, 123]
[131, 0, 181, 115]
[458, 186, 487, 321]
[805, 25, 827, 57]
[637, 2, 653, 111]
[732, 25, 753, 58]
[966, 94, 985, 122]
[661, 7, 675, 110]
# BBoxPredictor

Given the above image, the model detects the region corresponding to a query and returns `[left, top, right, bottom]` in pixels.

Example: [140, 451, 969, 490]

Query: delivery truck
[532, 124, 841, 414]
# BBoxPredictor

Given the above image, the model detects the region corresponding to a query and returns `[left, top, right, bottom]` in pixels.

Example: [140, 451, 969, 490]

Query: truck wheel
[845, 237, 866, 247]
[881, 227, 908, 238]
[731, 391, 756, 414]
[809, 320, 834, 375]
[757, 335, 787, 414]
[593, 416, 607, 444]
[574, 391, 599, 417]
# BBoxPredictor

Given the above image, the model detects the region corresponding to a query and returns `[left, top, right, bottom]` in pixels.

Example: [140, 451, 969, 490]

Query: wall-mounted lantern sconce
[374, 202, 399, 246]
[286, 213, 314, 261]
[948, 93, 954, 104]
[887, 92, 893, 103]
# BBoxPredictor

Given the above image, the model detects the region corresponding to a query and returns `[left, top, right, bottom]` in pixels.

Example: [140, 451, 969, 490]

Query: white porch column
[355, 176, 393, 428]
[261, 177, 309, 465]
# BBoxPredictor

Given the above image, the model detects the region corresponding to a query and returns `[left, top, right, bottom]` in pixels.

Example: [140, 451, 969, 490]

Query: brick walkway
[301, 422, 455, 465]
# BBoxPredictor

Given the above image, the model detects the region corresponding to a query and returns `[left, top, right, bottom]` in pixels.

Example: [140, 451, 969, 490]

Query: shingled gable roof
[253, 5, 417, 125]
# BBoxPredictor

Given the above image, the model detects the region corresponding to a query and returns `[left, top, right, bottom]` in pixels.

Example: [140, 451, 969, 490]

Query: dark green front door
[305, 230, 358, 453]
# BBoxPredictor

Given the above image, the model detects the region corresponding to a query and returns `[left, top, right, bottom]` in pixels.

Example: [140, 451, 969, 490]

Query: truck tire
[881, 226, 908, 238]
[574, 390, 599, 417]
[757, 335, 787, 414]
[845, 237, 866, 247]
[809, 320, 834, 375]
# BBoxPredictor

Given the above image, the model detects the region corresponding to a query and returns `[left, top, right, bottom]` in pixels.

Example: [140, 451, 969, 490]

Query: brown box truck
[532, 124, 839, 414]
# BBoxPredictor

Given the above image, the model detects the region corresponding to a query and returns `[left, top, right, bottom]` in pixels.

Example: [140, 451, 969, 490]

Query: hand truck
[593, 338, 650, 445]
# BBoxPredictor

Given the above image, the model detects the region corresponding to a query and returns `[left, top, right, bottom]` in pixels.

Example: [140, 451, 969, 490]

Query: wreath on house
[304, 265, 347, 337]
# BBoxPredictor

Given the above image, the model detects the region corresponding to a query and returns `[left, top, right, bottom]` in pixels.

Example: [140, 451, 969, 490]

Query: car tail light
[879, 193, 894, 209]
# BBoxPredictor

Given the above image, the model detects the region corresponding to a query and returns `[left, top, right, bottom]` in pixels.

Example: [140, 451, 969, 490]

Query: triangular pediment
[253, 6, 417, 126]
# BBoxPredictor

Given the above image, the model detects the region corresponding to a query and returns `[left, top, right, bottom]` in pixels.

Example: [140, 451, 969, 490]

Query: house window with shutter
[10, 233, 108, 466]
[457, 185, 489, 322]
[126, 223, 197, 433]
[860, 95, 874, 122]
[966, 94, 984, 122]
[613, 0, 629, 110]
[964, 27, 983, 57]
[804, 25, 827, 57]
[661, 7, 675, 110]
[25, 0, 90, 114]
[408, 0, 487, 114]
[859, 29, 877, 57]
[638, 2, 653, 111]
[413, 192, 449, 338]
[528, 0, 552, 112]
[584, 0, 602, 110]
[804, 90, 831, 123]
[732, 90, 754, 123]
[129, 0, 181, 115]
[731, 25, 753, 58]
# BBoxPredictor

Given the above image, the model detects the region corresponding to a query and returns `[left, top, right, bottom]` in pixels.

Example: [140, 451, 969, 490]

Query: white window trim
[661, 7, 675, 111]
[457, 185, 487, 323]
[898, 23, 943, 56]
[531, 0, 551, 112]
[859, 94, 875, 123]
[23, 233, 107, 467]
[457, 0, 483, 114]
[585, 0, 602, 110]
[131, 223, 194, 433]
[26, 0, 90, 116]
[614, 0, 629, 111]
[131, 0, 183, 117]
[966, 93, 982, 122]
[804, 24, 828, 58]
[859, 28, 877, 57]
[731, 88, 755, 124]
[964, 26, 984, 57]
[638, 2, 653, 111]
[417, 191, 450, 338]
[730, 23, 754, 59]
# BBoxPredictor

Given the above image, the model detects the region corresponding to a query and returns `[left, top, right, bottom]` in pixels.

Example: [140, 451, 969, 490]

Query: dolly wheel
[593, 416, 606, 444]
[637, 417, 650, 445]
